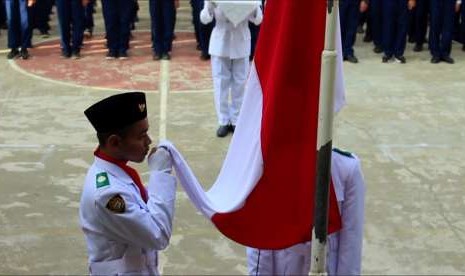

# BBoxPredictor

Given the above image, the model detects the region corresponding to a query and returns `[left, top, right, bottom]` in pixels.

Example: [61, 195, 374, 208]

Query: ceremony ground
[0, 1, 464, 274]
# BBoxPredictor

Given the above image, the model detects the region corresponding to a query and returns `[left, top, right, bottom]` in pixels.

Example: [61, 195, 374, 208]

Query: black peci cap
[84, 92, 147, 133]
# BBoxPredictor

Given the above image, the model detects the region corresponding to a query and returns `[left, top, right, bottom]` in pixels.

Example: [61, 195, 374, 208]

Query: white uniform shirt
[79, 156, 177, 275]
[247, 149, 366, 275]
[200, 1, 263, 59]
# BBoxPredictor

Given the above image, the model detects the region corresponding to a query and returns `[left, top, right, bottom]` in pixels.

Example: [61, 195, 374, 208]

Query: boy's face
[118, 118, 152, 163]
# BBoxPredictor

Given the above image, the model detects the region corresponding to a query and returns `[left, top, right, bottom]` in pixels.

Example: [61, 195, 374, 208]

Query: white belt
[89, 254, 158, 275]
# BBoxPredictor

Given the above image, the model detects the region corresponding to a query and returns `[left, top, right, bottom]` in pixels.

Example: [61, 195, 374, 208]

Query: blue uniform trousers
[414, 0, 429, 46]
[249, 0, 265, 57]
[461, 2, 465, 45]
[0, 0, 6, 26]
[84, 0, 96, 32]
[130, 0, 139, 30]
[149, 0, 175, 56]
[5, 0, 32, 49]
[429, 0, 456, 58]
[339, 0, 360, 57]
[33, 0, 53, 33]
[101, 0, 133, 54]
[249, 22, 259, 59]
[370, 0, 383, 49]
[382, 0, 408, 57]
[56, 0, 85, 54]
[198, 5, 213, 57]
[191, 0, 201, 46]
[191, 0, 213, 57]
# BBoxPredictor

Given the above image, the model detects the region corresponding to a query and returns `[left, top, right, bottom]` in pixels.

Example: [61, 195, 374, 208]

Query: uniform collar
[94, 156, 133, 184]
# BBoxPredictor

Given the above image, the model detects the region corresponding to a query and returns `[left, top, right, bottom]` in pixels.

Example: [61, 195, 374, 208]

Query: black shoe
[20, 48, 29, 60]
[382, 55, 392, 63]
[344, 55, 358, 63]
[462, 45, 465, 52]
[441, 56, 454, 64]
[196, 44, 201, 51]
[106, 51, 117, 60]
[229, 124, 236, 133]
[216, 125, 229, 137]
[395, 55, 406, 64]
[413, 44, 423, 52]
[71, 51, 81, 59]
[119, 51, 128, 60]
[161, 53, 171, 60]
[430, 56, 441, 64]
[200, 53, 210, 60]
[408, 36, 415, 43]
[7, 48, 19, 59]
[373, 46, 383, 54]
[357, 25, 364, 34]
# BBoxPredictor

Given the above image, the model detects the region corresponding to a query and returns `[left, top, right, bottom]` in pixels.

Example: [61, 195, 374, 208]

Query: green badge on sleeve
[96, 172, 110, 188]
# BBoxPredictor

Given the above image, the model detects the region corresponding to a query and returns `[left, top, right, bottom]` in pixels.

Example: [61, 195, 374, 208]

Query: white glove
[148, 147, 172, 174]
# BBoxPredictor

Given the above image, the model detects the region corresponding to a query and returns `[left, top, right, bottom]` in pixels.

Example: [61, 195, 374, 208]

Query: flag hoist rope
[310, 1, 338, 275]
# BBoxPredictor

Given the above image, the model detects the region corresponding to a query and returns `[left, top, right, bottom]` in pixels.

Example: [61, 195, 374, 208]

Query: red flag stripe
[212, 0, 341, 249]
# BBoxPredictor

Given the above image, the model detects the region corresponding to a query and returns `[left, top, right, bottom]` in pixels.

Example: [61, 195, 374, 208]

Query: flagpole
[310, 1, 338, 275]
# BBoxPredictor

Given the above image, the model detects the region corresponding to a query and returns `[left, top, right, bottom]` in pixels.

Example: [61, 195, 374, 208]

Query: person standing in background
[340, 0, 369, 63]
[56, 0, 88, 59]
[101, 0, 133, 59]
[191, 0, 213, 60]
[150, 0, 178, 60]
[84, 0, 96, 38]
[381, 0, 416, 63]
[32, 0, 53, 38]
[200, 0, 263, 137]
[369, 0, 383, 54]
[4, 0, 35, 59]
[411, 0, 429, 52]
[429, 0, 461, 64]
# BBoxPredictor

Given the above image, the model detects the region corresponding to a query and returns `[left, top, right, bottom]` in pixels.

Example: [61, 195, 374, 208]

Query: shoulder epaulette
[96, 172, 110, 188]
[332, 148, 354, 158]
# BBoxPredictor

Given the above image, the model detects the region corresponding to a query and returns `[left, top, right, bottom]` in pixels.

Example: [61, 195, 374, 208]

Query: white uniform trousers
[211, 55, 249, 126]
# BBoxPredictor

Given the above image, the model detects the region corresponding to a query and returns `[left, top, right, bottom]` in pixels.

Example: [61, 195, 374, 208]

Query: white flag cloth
[213, 0, 261, 27]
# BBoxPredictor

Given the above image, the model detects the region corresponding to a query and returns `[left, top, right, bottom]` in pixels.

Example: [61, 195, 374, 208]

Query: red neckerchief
[94, 148, 148, 203]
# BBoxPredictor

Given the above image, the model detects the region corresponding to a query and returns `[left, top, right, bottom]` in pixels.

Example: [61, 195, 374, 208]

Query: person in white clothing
[79, 92, 176, 275]
[200, 0, 263, 137]
[247, 148, 365, 275]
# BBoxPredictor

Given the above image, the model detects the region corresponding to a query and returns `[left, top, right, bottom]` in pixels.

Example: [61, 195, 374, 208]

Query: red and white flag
[163, 0, 345, 250]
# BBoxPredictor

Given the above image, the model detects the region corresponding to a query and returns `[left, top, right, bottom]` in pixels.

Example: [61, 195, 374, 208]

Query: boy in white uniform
[80, 92, 176, 275]
[200, 0, 263, 137]
[247, 148, 365, 275]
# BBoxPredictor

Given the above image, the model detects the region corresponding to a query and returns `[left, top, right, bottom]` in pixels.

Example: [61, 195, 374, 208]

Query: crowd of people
[0, 0, 261, 61]
[349, 0, 465, 64]
[1, 0, 464, 64]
